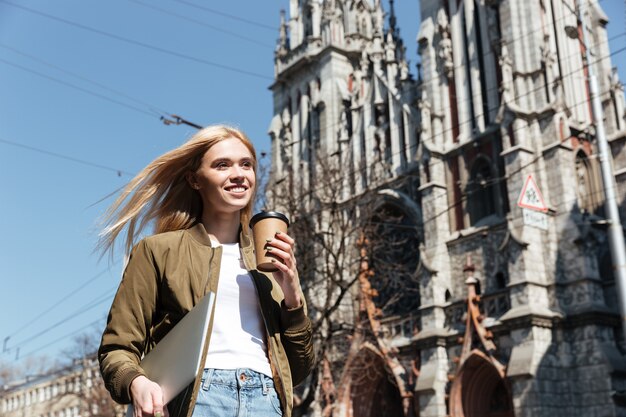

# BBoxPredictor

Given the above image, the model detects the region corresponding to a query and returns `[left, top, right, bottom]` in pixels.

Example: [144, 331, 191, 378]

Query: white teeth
[227, 187, 246, 192]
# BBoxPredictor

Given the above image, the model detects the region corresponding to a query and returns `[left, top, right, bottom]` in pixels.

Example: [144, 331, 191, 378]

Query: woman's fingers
[130, 375, 166, 417]
[266, 232, 295, 265]
[151, 390, 165, 417]
[266, 232, 301, 308]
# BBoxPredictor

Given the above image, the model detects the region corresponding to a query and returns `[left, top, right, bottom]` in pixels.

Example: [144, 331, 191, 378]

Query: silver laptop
[126, 291, 215, 416]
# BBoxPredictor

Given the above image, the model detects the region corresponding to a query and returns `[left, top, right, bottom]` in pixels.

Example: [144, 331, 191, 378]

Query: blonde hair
[98, 124, 257, 256]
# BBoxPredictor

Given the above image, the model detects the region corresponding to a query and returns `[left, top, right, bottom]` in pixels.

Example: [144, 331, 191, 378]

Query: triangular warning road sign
[517, 175, 548, 212]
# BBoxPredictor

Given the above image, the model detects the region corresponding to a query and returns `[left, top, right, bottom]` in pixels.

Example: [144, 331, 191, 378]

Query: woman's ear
[185, 172, 200, 190]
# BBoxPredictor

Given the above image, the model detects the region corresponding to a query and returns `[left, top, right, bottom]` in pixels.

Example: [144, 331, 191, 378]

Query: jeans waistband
[201, 368, 273, 391]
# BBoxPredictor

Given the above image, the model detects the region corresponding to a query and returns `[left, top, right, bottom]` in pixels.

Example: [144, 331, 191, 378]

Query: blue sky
[0, 0, 624, 373]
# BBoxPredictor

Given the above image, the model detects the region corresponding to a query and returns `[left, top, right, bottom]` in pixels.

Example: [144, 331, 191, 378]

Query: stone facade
[268, 0, 626, 416]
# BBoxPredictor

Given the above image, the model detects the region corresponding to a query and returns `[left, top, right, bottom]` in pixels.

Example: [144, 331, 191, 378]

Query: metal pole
[578, 0, 626, 341]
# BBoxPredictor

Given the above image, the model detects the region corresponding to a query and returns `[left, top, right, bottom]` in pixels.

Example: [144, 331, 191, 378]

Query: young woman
[97, 125, 314, 417]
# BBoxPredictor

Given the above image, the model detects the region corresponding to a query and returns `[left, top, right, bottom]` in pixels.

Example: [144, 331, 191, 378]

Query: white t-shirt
[204, 243, 272, 377]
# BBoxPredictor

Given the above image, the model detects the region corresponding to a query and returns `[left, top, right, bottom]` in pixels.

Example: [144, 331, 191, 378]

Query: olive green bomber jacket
[98, 223, 314, 417]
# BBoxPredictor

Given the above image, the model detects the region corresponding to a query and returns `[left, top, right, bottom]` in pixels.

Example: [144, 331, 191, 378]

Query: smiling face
[188, 137, 256, 219]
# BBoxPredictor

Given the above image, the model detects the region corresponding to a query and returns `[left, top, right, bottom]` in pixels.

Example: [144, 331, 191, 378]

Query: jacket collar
[186, 223, 256, 267]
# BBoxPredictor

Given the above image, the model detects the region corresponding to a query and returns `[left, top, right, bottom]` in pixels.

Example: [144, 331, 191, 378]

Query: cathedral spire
[388, 0, 397, 36]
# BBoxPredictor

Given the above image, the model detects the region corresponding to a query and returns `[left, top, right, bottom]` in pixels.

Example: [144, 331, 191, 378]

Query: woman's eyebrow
[211, 156, 253, 163]
[210, 157, 236, 164]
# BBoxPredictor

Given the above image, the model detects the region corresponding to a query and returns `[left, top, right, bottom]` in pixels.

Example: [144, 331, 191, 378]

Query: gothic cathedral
[267, 1, 626, 416]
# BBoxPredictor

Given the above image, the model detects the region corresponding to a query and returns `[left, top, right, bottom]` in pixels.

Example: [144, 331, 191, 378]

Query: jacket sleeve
[279, 300, 315, 387]
[98, 239, 159, 404]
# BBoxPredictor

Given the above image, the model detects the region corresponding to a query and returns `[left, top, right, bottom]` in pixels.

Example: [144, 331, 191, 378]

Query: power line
[168, 0, 277, 31]
[0, 0, 272, 81]
[0, 42, 173, 117]
[127, 0, 274, 49]
[0, 47, 204, 130]
[0, 57, 159, 119]
[6, 288, 116, 356]
[21, 317, 106, 360]
[2, 267, 116, 343]
[0, 137, 134, 177]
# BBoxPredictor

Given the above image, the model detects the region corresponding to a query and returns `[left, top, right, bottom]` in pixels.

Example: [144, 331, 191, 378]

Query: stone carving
[540, 35, 558, 85]
[280, 107, 293, 166]
[374, 103, 389, 167]
[499, 42, 514, 103]
[437, 9, 454, 79]
[418, 90, 432, 141]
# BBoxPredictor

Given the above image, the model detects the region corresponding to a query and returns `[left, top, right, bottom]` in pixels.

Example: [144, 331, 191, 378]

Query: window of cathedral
[304, 5, 313, 38]
[366, 203, 420, 317]
[598, 248, 614, 283]
[467, 157, 497, 226]
[494, 271, 507, 290]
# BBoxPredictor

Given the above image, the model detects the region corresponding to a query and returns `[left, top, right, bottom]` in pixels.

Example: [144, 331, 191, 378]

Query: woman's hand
[129, 375, 169, 417]
[266, 231, 302, 309]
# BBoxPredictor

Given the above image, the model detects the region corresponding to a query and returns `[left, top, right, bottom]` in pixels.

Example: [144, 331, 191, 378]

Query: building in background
[268, 0, 626, 416]
[0, 357, 123, 417]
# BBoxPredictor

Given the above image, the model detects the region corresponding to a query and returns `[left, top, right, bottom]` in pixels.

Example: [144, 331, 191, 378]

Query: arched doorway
[342, 345, 404, 417]
[449, 351, 514, 417]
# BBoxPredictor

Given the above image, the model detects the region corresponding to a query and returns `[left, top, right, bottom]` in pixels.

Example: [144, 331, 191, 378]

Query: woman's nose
[230, 165, 245, 179]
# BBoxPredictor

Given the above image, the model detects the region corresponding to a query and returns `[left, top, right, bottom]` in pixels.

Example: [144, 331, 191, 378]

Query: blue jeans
[192, 368, 283, 417]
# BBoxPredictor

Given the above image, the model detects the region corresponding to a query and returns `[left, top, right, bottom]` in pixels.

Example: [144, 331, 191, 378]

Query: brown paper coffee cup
[250, 211, 290, 272]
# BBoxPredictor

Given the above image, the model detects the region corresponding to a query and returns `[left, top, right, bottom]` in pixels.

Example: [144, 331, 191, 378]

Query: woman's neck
[201, 210, 241, 244]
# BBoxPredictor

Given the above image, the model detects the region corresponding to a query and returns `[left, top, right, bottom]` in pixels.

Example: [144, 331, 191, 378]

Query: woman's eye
[216, 162, 228, 169]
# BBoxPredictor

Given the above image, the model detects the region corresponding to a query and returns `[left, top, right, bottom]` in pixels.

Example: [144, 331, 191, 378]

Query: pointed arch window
[467, 157, 497, 226]
[367, 203, 421, 316]
[304, 4, 313, 38]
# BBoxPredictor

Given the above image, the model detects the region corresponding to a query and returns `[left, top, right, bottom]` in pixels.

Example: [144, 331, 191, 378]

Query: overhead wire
[0, 42, 173, 118]
[0, 0, 273, 81]
[21, 317, 107, 360]
[0, 57, 159, 119]
[0, 137, 134, 177]
[2, 264, 119, 342]
[127, 0, 274, 49]
[5, 287, 117, 357]
[168, 0, 277, 31]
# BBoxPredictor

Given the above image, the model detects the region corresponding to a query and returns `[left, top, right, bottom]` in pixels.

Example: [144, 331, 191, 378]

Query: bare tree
[55, 327, 124, 417]
[265, 152, 420, 417]
[0, 354, 59, 389]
